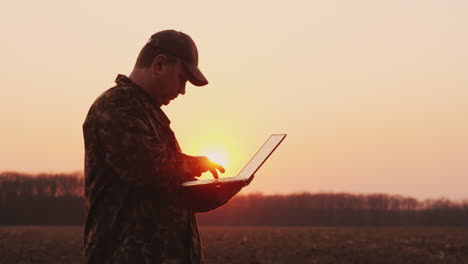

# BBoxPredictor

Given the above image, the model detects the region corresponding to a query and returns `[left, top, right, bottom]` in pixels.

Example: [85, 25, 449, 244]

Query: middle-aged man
[83, 30, 247, 263]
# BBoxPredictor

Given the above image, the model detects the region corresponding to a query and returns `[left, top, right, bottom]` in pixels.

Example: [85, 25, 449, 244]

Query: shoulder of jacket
[85, 85, 140, 123]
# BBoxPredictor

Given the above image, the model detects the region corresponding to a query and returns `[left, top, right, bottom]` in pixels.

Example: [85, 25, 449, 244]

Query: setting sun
[184, 133, 243, 180]
[203, 147, 228, 168]
[196, 144, 231, 179]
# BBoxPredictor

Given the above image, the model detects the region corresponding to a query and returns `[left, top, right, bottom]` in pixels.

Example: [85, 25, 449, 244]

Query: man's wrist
[182, 154, 202, 176]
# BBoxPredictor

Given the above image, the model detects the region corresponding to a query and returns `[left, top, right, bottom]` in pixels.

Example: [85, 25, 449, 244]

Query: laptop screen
[236, 134, 286, 180]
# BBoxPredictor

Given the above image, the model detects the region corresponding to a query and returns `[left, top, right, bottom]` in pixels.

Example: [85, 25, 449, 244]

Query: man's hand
[191, 156, 225, 179]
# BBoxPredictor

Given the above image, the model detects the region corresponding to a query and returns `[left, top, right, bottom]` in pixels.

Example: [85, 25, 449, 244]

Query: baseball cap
[146, 30, 208, 86]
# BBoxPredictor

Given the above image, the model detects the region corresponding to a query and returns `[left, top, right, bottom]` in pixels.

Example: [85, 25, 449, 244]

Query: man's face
[157, 59, 189, 106]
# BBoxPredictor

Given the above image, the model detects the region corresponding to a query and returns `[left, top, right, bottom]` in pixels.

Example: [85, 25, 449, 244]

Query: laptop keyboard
[200, 177, 236, 184]
[182, 176, 243, 186]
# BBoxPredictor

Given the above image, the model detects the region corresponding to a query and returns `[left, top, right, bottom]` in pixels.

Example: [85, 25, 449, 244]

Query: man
[83, 30, 246, 263]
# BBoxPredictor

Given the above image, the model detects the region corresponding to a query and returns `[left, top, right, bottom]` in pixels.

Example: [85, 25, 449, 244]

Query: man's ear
[151, 54, 168, 76]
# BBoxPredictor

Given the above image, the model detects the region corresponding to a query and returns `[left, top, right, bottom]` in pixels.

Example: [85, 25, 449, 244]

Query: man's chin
[162, 98, 172, 106]
[157, 96, 169, 106]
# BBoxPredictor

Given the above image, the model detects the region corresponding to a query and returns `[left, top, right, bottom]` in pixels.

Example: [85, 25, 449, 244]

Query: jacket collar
[115, 74, 171, 126]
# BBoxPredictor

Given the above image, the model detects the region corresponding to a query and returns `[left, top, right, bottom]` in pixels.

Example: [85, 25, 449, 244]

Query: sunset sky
[1, 0, 467, 200]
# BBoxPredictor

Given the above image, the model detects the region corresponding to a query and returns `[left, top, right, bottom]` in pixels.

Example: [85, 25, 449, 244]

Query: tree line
[1, 172, 467, 226]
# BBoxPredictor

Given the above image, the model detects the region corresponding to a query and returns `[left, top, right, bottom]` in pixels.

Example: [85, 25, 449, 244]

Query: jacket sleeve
[96, 104, 193, 191]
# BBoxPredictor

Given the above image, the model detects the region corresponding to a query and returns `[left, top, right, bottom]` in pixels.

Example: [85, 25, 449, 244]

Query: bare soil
[0, 226, 467, 264]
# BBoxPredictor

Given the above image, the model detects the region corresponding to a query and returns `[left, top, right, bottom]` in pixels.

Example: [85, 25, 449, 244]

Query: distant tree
[1, 171, 467, 226]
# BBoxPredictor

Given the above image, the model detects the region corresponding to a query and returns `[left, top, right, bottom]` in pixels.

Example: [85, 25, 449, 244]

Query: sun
[203, 148, 228, 168]
[183, 132, 243, 179]
[194, 145, 229, 179]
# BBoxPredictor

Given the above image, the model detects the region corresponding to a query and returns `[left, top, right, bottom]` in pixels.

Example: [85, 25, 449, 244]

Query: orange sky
[1, 0, 467, 200]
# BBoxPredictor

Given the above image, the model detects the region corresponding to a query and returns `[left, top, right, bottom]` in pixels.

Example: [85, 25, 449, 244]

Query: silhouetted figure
[83, 30, 245, 264]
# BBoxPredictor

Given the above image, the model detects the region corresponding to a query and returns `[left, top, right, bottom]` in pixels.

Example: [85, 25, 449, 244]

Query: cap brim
[183, 62, 208, 86]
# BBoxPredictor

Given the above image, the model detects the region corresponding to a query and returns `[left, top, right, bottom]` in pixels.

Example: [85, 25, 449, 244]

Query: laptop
[182, 134, 286, 187]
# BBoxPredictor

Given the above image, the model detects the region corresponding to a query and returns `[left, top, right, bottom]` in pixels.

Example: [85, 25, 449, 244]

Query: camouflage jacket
[83, 74, 204, 264]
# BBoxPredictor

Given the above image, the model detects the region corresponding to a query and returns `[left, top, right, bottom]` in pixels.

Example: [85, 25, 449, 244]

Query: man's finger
[206, 158, 224, 172]
[217, 165, 225, 173]
[210, 169, 219, 179]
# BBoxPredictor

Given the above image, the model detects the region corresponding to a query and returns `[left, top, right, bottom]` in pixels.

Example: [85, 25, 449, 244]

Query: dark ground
[0, 226, 467, 264]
